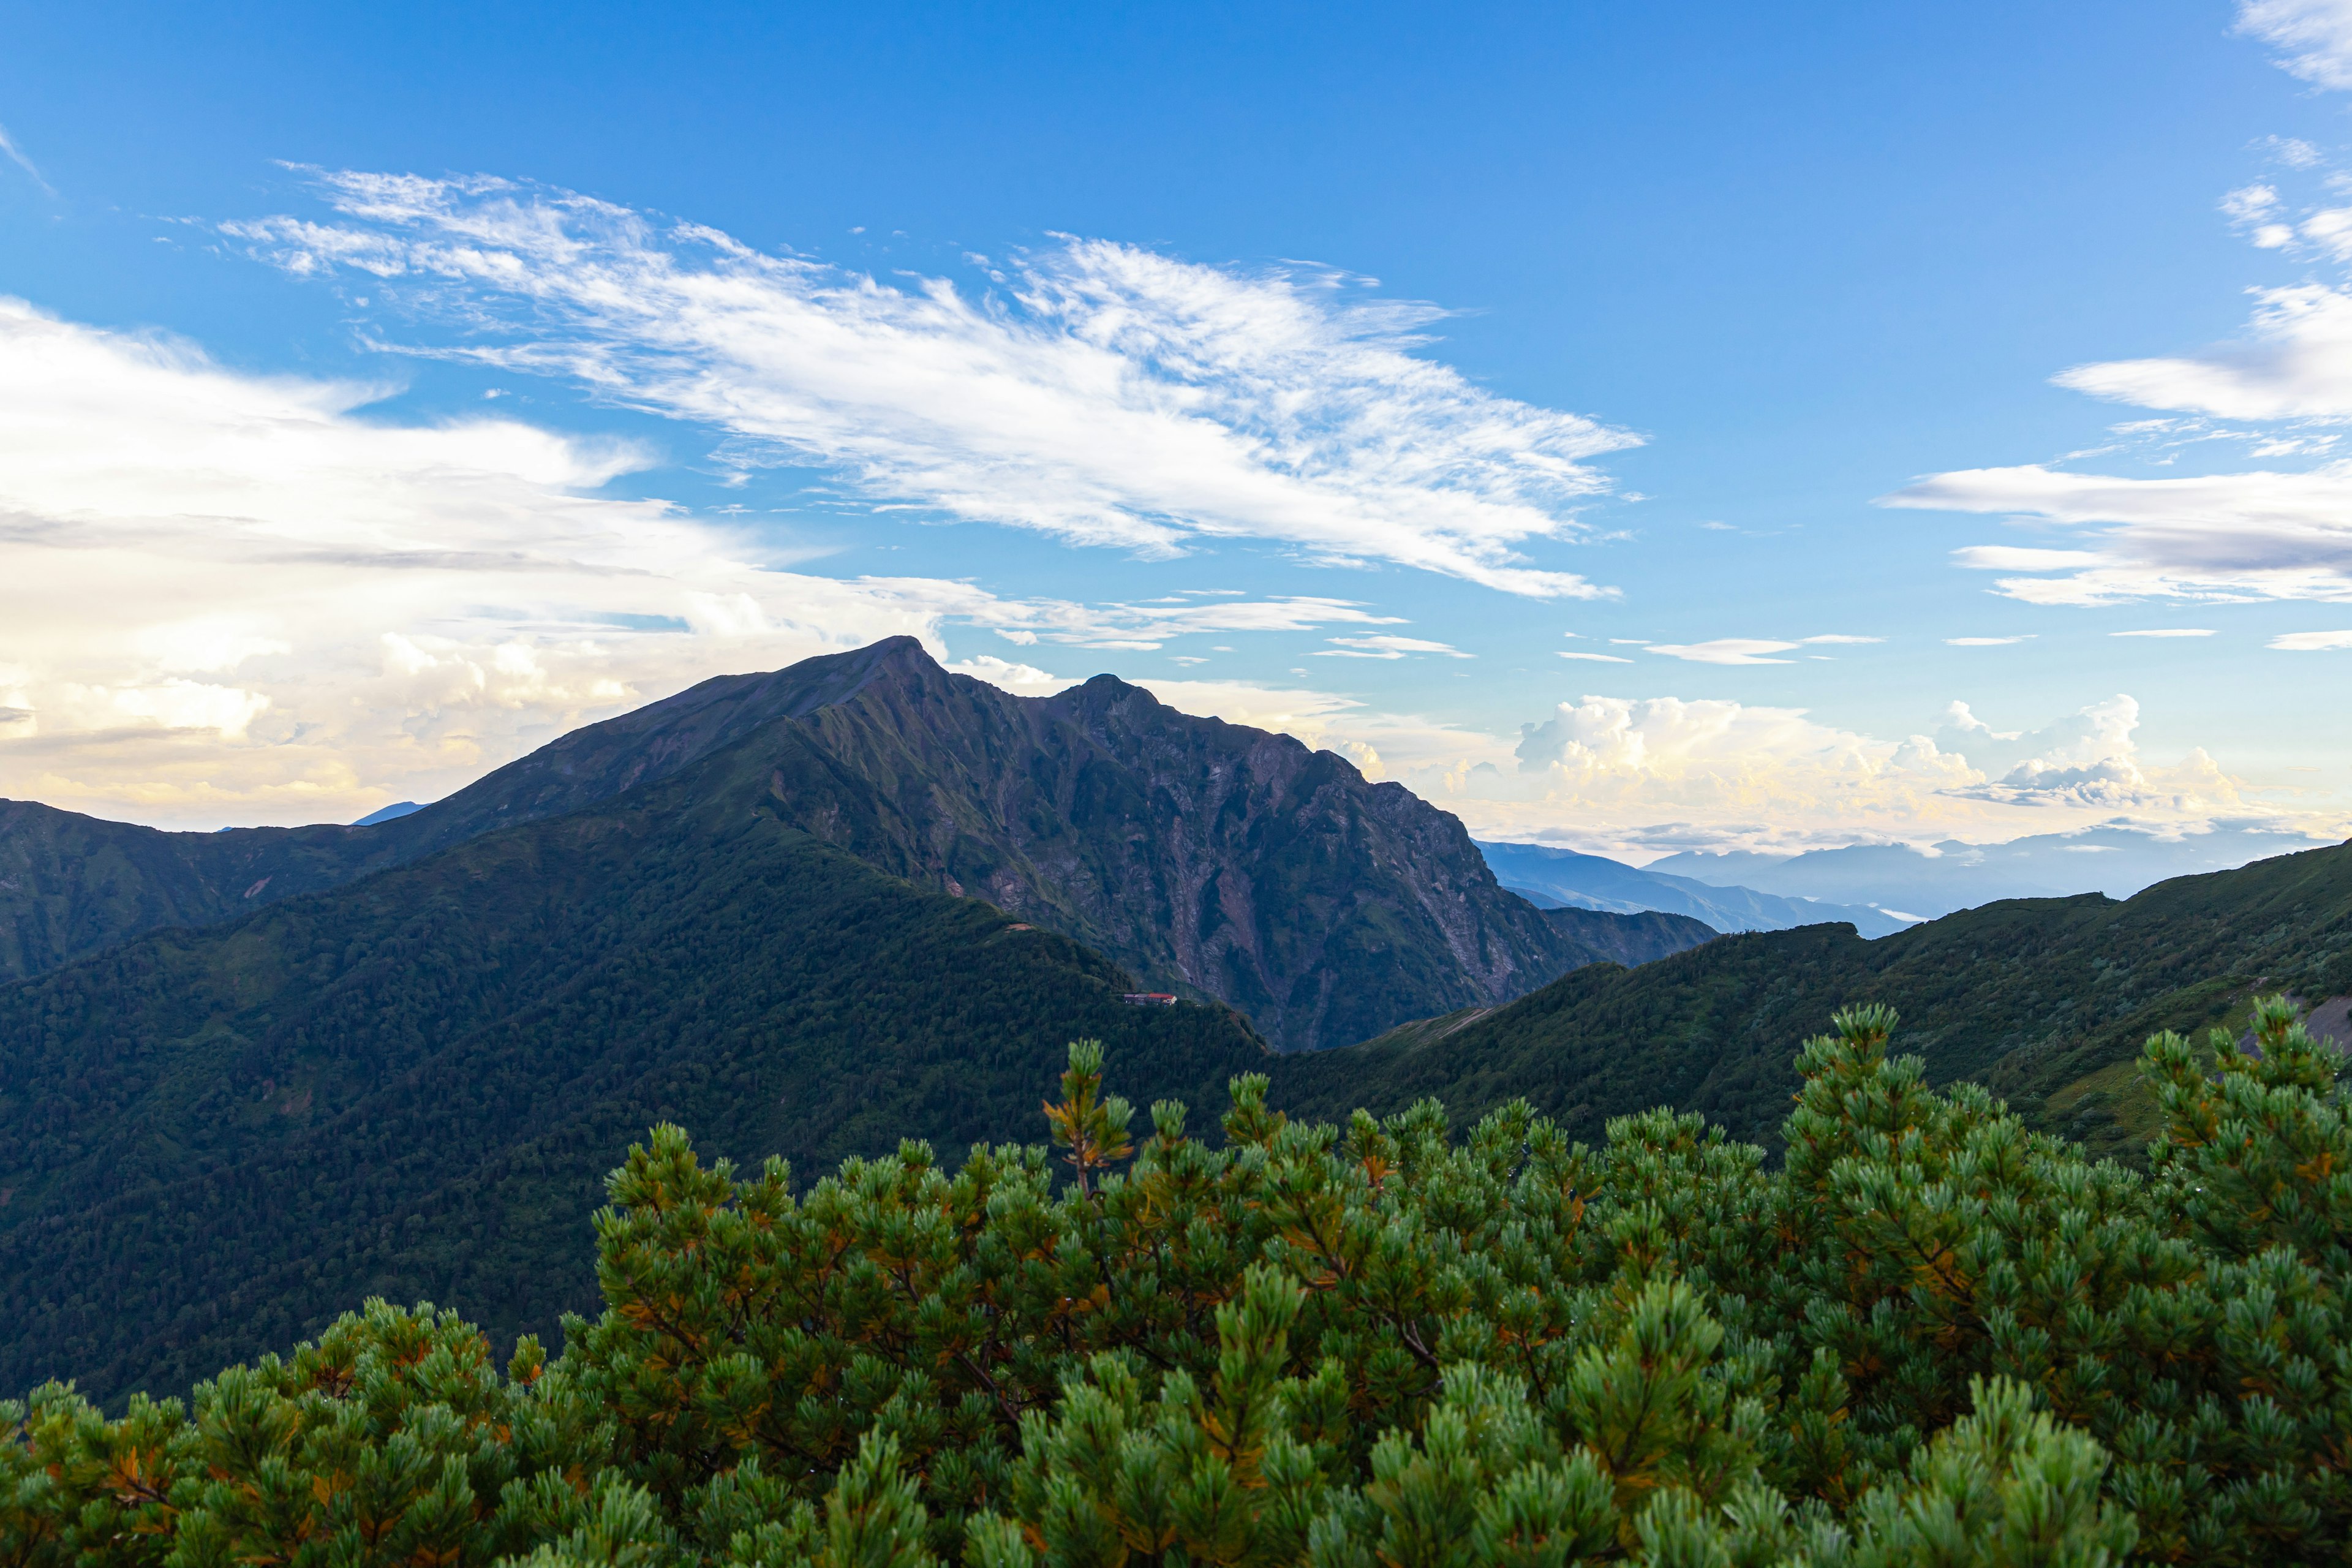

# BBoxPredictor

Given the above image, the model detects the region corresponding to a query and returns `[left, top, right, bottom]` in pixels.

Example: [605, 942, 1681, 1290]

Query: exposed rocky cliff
[710, 639, 1708, 1049]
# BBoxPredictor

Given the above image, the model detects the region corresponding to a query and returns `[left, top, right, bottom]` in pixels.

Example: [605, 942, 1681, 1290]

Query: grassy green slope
[1274, 840, 2352, 1156]
[0, 736, 1268, 1403]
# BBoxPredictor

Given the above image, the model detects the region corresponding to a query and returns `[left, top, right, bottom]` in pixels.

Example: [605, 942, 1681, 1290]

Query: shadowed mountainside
[1274, 838, 2352, 1161]
[0, 728, 1274, 1401]
[0, 639, 1711, 1049]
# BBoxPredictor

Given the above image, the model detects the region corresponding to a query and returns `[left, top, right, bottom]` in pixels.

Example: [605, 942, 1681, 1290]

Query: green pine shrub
[12, 1000, 2352, 1566]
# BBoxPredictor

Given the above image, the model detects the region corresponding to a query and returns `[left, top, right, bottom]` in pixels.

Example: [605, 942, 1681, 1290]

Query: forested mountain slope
[516, 638, 1700, 1050]
[0, 640, 950, 981]
[1275, 837, 2352, 1158]
[0, 728, 1272, 1402]
[0, 639, 1706, 1046]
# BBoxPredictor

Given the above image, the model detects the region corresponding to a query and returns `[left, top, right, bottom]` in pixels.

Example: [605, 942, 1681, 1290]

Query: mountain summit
[0, 639, 1708, 1049]
[699, 638, 1704, 1049]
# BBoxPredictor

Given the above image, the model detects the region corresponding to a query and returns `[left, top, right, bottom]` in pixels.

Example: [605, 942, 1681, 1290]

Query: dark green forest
[0, 751, 1267, 1400]
[13, 1005, 2352, 1566]
[1286, 839, 2352, 1162]
[9, 790, 2352, 1403]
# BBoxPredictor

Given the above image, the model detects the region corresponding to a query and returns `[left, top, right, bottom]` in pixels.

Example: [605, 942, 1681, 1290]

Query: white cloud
[0, 298, 1393, 826]
[1946, 636, 2035, 646]
[1645, 639, 1800, 666]
[2271, 628, 2352, 647]
[0, 123, 53, 198]
[1474, 694, 1975, 851]
[940, 654, 1079, 695]
[1888, 462, 2352, 605]
[2224, 183, 2284, 226]
[1431, 690, 2324, 855]
[2264, 135, 2325, 168]
[2113, 627, 2217, 637]
[1887, 107, 2352, 606]
[226, 171, 1641, 598]
[1311, 634, 1471, 659]
[1928, 695, 2228, 809]
[1641, 635, 1874, 665]
[2239, 0, 2352, 88]
[2051, 284, 2352, 420]
[1558, 650, 1634, 663]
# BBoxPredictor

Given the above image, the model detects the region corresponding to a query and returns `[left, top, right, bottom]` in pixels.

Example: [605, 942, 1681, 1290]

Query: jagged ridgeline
[0, 638, 1711, 1050]
[12, 1009, 2352, 1566]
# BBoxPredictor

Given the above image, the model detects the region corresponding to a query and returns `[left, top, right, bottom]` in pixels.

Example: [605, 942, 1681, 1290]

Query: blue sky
[3, 0, 2351, 858]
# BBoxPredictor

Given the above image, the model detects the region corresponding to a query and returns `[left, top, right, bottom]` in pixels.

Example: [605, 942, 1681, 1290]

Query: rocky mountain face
[0, 639, 1710, 1046]
[699, 640, 1707, 1050]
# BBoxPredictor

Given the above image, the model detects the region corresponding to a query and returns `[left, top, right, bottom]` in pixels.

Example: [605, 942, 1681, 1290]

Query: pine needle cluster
[12, 1001, 2352, 1566]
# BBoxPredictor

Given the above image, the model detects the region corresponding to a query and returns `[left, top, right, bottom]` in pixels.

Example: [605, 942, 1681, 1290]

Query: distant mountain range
[1476, 840, 1913, 938]
[1649, 824, 2315, 920]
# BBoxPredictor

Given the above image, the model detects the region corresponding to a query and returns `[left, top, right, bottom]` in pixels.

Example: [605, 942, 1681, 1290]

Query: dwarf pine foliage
[11, 1003, 2352, 1567]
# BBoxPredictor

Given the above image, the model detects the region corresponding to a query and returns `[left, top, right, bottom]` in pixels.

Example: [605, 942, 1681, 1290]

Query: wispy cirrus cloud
[1874, 10, 2352, 609]
[2239, 0, 2352, 88]
[0, 123, 53, 197]
[1643, 635, 1881, 666]
[0, 297, 1400, 825]
[1312, 634, 1470, 660]
[225, 170, 1638, 598]
[1885, 14, 2352, 608]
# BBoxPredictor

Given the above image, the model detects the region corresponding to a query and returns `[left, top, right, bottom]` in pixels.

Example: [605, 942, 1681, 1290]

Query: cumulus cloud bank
[227, 171, 1638, 598]
[1421, 689, 2309, 854]
[0, 298, 1395, 824]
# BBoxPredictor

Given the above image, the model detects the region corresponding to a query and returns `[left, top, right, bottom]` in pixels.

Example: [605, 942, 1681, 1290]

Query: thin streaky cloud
[227, 171, 1642, 598]
[1557, 650, 1633, 663]
[1885, 464, 2352, 605]
[1642, 633, 1879, 666]
[1946, 636, 2035, 646]
[2272, 629, 2352, 649]
[0, 124, 54, 197]
[2112, 628, 2217, 638]
[1311, 634, 1472, 659]
[1645, 639, 1799, 666]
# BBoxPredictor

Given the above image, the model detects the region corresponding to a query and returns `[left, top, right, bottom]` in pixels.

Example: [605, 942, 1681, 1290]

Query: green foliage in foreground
[13, 1003, 2352, 1567]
